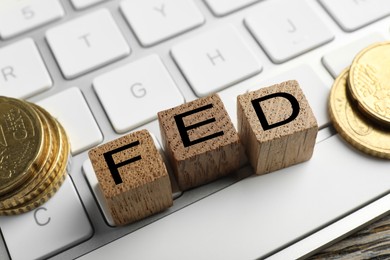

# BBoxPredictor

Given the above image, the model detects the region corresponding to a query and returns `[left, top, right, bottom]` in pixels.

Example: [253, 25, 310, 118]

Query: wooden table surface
[310, 214, 390, 259]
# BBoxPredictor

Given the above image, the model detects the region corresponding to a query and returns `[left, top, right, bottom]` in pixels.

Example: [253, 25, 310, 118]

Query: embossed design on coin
[345, 105, 372, 136]
[329, 69, 390, 159]
[0, 98, 43, 194]
[349, 42, 390, 126]
[0, 97, 71, 215]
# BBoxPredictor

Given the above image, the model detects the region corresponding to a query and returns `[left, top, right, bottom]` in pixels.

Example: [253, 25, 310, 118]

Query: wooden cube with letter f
[237, 80, 318, 175]
[88, 130, 173, 226]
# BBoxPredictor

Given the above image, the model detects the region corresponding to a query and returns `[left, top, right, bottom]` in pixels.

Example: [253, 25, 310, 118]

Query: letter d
[251, 92, 300, 130]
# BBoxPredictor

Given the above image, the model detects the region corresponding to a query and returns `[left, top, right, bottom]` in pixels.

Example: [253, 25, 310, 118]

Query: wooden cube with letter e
[237, 80, 318, 175]
[88, 129, 173, 226]
[158, 94, 241, 191]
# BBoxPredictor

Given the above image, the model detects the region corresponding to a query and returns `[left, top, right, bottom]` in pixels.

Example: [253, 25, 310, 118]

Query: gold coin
[349, 41, 390, 126]
[24, 104, 69, 197]
[329, 68, 390, 159]
[0, 162, 68, 215]
[0, 117, 71, 215]
[0, 97, 44, 195]
[0, 104, 57, 208]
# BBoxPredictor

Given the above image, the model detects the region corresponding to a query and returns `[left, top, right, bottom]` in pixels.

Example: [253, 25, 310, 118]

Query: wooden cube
[237, 80, 318, 175]
[88, 129, 173, 226]
[158, 94, 241, 191]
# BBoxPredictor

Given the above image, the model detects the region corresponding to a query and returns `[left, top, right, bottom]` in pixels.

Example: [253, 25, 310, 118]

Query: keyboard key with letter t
[46, 9, 130, 79]
[171, 25, 262, 97]
[245, 0, 334, 63]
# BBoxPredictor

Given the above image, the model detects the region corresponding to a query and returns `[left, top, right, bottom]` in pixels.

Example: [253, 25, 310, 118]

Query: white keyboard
[0, 0, 390, 259]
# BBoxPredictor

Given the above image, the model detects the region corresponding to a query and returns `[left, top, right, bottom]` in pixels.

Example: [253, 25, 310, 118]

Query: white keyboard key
[245, 0, 334, 64]
[94, 55, 184, 133]
[46, 9, 130, 79]
[120, 0, 204, 47]
[37, 87, 103, 155]
[78, 135, 390, 260]
[0, 176, 92, 260]
[0, 0, 64, 39]
[248, 65, 330, 128]
[0, 38, 52, 99]
[322, 33, 385, 78]
[319, 0, 390, 32]
[171, 25, 262, 97]
[204, 0, 260, 16]
[71, 0, 106, 10]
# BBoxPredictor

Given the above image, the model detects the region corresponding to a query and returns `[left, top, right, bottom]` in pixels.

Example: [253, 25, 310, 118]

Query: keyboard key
[204, 0, 260, 16]
[46, 9, 130, 79]
[0, 176, 92, 260]
[120, 0, 204, 47]
[319, 0, 390, 32]
[94, 54, 184, 133]
[0, 0, 64, 39]
[171, 25, 262, 97]
[322, 33, 385, 78]
[71, 0, 106, 10]
[245, 0, 334, 64]
[0, 38, 52, 99]
[37, 87, 103, 155]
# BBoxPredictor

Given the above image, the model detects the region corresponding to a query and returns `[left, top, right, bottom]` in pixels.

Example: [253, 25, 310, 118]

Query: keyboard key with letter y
[121, 0, 204, 47]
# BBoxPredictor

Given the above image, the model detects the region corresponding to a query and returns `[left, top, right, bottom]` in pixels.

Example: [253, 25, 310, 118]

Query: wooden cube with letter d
[88, 130, 173, 226]
[237, 80, 318, 175]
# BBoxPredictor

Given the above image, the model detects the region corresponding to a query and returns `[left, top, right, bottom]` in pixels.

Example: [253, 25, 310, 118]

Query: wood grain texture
[311, 214, 390, 259]
[88, 129, 173, 226]
[237, 80, 318, 175]
[158, 94, 241, 191]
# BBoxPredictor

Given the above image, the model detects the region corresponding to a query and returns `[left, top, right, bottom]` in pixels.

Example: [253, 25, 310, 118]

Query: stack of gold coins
[0, 96, 71, 215]
[328, 41, 390, 159]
